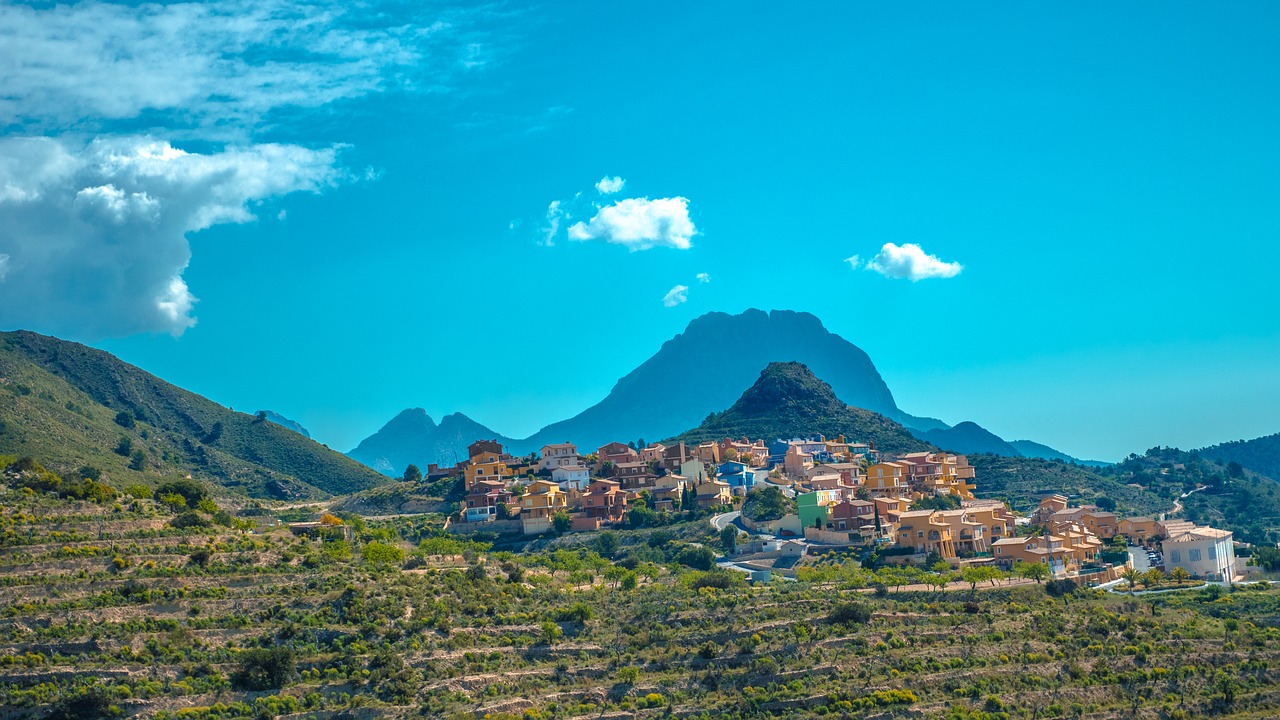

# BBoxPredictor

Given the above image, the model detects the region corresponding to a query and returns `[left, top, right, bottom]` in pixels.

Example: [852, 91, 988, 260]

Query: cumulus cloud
[843, 254, 861, 269]
[594, 176, 625, 194]
[865, 243, 963, 281]
[696, 272, 711, 283]
[0, 136, 346, 338]
[0, 0, 484, 139]
[662, 284, 689, 308]
[0, 0, 484, 340]
[567, 197, 695, 251]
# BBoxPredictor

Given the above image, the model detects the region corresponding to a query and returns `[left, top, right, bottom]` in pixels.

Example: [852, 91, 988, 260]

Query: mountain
[918, 421, 1023, 456]
[1198, 431, 1280, 481]
[259, 410, 310, 438]
[0, 330, 389, 499]
[347, 408, 513, 476]
[1009, 439, 1110, 467]
[667, 361, 930, 455]
[517, 309, 945, 453]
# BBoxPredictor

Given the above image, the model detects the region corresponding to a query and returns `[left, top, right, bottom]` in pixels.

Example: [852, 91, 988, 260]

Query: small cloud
[594, 176, 625, 194]
[865, 242, 962, 281]
[539, 200, 564, 247]
[662, 284, 689, 307]
[0, 253, 9, 281]
[567, 197, 695, 251]
[696, 272, 710, 283]
[277, 210, 287, 221]
[843, 254, 861, 269]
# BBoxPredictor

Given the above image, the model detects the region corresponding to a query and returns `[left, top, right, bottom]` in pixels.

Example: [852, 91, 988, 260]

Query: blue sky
[1, 1, 1278, 461]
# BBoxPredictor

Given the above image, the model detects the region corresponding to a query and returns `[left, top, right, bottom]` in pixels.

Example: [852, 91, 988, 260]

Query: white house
[539, 442, 579, 471]
[551, 464, 590, 491]
[1164, 526, 1236, 582]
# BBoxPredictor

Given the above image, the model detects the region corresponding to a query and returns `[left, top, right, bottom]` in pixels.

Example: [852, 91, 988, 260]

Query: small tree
[232, 647, 295, 690]
[720, 524, 739, 555]
[403, 464, 422, 483]
[1015, 561, 1049, 584]
[552, 511, 572, 533]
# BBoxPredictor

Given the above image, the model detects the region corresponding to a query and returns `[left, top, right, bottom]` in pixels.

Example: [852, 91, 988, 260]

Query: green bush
[231, 646, 295, 690]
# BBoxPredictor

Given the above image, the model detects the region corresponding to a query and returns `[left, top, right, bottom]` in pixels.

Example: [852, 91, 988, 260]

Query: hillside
[967, 454, 1167, 516]
[1098, 446, 1280, 546]
[516, 309, 946, 453]
[667, 362, 929, 454]
[0, 330, 388, 499]
[1198, 431, 1280, 481]
[258, 410, 311, 438]
[348, 409, 515, 477]
[3, 485, 1280, 719]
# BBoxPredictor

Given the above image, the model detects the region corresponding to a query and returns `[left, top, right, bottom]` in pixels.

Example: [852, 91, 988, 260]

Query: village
[440, 434, 1240, 586]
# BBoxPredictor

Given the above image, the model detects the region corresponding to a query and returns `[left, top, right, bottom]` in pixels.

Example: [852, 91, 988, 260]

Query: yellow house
[465, 439, 510, 491]
[522, 480, 567, 518]
[865, 462, 909, 497]
[896, 509, 957, 558]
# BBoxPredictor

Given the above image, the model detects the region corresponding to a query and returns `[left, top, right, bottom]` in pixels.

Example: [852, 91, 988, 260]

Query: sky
[1, 1, 1278, 462]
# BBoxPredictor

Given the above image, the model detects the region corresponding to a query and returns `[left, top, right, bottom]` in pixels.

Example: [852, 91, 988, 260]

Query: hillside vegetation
[0, 331, 388, 499]
[669, 362, 929, 455]
[2, 480, 1280, 719]
[1099, 447, 1280, 547]
[1199, 432, 1280, 482]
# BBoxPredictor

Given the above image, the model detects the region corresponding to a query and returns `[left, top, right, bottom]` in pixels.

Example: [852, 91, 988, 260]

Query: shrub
[827, 602, 873, 625]
[171, 511, 211, 529]
[363, 542, 405, 565]
[156, 479, 207, 507]
[231, 646, 295, 690]
[688, 569, 745, 591]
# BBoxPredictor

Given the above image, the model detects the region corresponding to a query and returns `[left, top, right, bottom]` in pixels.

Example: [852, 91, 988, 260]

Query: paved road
[1129, 547, 1150, 573]
[711, 511, 741, 531]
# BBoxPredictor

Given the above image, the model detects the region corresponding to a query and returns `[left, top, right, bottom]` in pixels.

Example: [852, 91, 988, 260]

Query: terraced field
[2, 486, 1280, 720]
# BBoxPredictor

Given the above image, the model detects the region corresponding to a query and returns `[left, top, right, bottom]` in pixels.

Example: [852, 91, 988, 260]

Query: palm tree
[1121, 567, 1142, 593]
[1170, 566, 1192, 585]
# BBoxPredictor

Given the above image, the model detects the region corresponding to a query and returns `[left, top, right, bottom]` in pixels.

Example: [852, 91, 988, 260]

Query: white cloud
[662, 284, 689, 308]
[567, 197, 695, 251]
[594, 176, 625, 194]
[696, 272, 711, 283]
[540, 200, 564, 247]
[0, 0, 484, 140]
[865, 243, 963, 281]
[0, 136, 346, 338]
[0, 254, 9, 282]
[843, 254, 861, 269]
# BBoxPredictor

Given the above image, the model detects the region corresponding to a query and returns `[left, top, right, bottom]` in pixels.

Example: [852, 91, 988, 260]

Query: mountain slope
[667, 361, 930, 454]
[1198, 432, 1280, 481]
[348, 408, 514, 476]
[919, 421, 1023, 456]
[517, 309, 945, 453]
[1009, 439, 1110, 467]
[259, 410, 311, 438]
[0, 330, 388, 499]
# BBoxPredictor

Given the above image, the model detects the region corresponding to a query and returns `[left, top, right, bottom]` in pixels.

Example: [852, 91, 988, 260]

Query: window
[1188, 548, 1202, 562]
[917, 531, 924, 538]
[1170, 549, 1181, 563]
[1208, 545, 1217, 559]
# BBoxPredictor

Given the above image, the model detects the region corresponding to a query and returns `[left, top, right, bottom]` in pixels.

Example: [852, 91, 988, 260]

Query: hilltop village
[441, 435, 1239, 584]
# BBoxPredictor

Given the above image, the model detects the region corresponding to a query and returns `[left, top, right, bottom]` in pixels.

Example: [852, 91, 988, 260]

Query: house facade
[1164, 527, 1236, 582]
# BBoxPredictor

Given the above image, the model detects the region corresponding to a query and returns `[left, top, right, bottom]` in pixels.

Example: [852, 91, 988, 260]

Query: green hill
[967, 453, 1167, 517]
[667, 361, 929, 454]
[1198, 431, 1280, 481]
[0, 330, 389, 499]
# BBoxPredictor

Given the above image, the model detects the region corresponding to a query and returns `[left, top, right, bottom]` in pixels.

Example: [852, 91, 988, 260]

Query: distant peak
[381, 408, 436, 430]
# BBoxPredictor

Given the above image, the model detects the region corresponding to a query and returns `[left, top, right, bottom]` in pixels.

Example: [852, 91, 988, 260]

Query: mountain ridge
[666, 361, 930, 455]
[0, 330, 389, 498]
